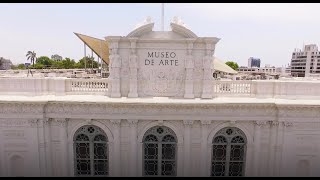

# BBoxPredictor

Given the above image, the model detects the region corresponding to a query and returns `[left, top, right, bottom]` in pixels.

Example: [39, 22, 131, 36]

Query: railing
[213, 80, 252, 96]
[66, 79, 109, 94]
[2, 77, 320, 99]
[0, 77, 109, 96]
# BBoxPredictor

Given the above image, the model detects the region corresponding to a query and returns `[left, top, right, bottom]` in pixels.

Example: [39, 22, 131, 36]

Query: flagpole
[161, 3, 164, 31]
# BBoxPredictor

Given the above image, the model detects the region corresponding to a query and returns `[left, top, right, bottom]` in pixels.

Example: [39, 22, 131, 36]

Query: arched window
[73, 125, 108, 176]
[211, 127, 247, 176]
[143, 126, 177, 176]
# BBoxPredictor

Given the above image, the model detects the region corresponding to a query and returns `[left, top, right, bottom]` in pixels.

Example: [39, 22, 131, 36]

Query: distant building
[248, 57, 261, 68]
[0, 57, 13, 70]
[238, 66, 276, 75]
[51, 54, 63, 61]
[291, 44, 320, 77]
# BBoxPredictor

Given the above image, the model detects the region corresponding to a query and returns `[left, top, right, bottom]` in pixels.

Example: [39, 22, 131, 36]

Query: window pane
[94, 134, 107, 141]
[162, 144, 175, 160]
[213, 136, 227, 143]
[94, 160, 108, 175]
[94, 143, 108, 159]
[211, 162, 226, 176]
[228, 162, 243, 176]
[162, 135, 176, 142]
[76, 143, 90, 159]
[76, 160, 91, 175]
[144, 160, 158, 175]
[144, 143, 158, 160]
[230, 145, 244, 161]
[144, 135, 158, 142]
[231, 136, 245, 143]
[212, 145, 226, 161]
[76, 134, 89, 141]
[161, 161, 176, 176]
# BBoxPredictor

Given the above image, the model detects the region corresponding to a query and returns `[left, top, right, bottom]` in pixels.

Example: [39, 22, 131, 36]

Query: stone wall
[0, 100, 320, 176]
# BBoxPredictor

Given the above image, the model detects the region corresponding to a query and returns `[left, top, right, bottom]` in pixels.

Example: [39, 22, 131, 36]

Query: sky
[0, 3, 320, 67]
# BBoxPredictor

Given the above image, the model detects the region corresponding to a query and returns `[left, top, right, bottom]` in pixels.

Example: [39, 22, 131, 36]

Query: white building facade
[291, 44, 320, 77]
[1, 19, 320, 177]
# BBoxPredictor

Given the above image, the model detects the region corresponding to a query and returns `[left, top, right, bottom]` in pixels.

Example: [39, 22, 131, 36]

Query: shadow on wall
[10, 155, 24, 177]
[297, 160, 310, 177]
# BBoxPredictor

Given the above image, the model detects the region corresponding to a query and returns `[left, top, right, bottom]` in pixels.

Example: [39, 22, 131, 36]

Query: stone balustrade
[1, 78, 320, 99]
[0, 77, 109, 96]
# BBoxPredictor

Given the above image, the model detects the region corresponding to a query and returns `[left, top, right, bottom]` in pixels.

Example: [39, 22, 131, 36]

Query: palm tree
[26, 51, 37, 67]
[0, 57, 3, 68]
[26, 51, 36, 77]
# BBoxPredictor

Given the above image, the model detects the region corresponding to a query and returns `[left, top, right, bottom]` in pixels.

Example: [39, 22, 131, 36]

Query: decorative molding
[157, 120, 164, 126]
[270, 121, 279, 126]
[200, 120, 211, 125]
[183, 120, 194, 126]
[43, 118, 52, 125]
[1, 102, 320, 124]
[86, 119, 93, 125]
[127, 119, 139, 127]
[110, 119, 121, 127]
[229, 120, 237, 126]
[255, 121, 268, 126]
[0, 103, 44, 114]
[28, 119, 39, 127]
[283, 121, 293, 127]
[54, 118, 68, 127]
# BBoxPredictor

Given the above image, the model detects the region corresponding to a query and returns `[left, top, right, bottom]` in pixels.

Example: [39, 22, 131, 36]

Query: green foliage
[17, 64, 26, 69]
[52, 61, 64, 69]
[22, 53, 100, 70]
[31, 63, 44, 69]
[225, 61, 239, 71]
[77, 56, 98, 69]
[62, 58, 76, 69]
[36, 56, 53, 66]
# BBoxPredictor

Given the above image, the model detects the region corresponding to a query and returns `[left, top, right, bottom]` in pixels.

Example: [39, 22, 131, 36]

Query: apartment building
[291, 44, 320, 77]
[248, 57, 261, 67]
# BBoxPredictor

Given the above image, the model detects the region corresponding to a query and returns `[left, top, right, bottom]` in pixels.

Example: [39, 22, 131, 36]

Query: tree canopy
[11, 52, 102, 70]
[225, 61, 239, 71]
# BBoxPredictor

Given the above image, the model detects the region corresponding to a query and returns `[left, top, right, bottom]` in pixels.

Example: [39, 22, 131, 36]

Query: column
[184, 39, 195, 98]
[127, 119, 138, 176]
[106, 37, 121, 98]
[253, 121, 266, 176]
[37, 119, 46, 176]
[110, 119, 121, 176]
[55, 118, 69, 176]
[44, 118, 53, 176]
[28, 119, 40, 176]
[128, 38, 138, 98]
[268, 121, 279, 176]
[200, 120, 211, 176]
[274, 121, 284, 176]
[183, 120, 194, 176]
[201, 39, 215, 99]
[281, 121, 294, 176]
